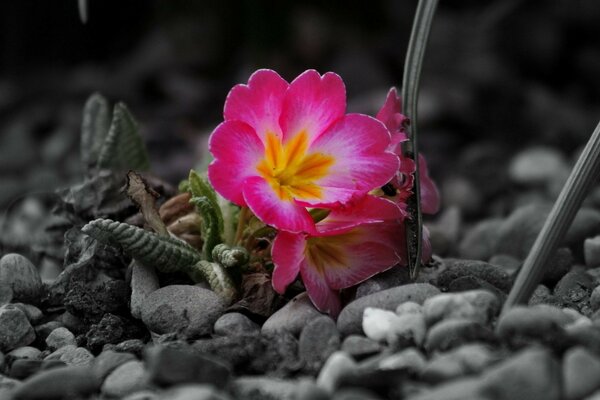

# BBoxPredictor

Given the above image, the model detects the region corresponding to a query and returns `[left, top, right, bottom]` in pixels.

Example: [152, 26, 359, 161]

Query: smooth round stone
[563, 346, 600, 400]
[422, 290, 500, 326]
[341, 335, 383, 360]
[92, 349, 137, 381]
[293, 379, 330, 400]
[0, 305, 35, 352]
[10, 366, 99, 400]
[214, 312, 260, 336]
[0, 374, 22, 398]
[299, 316, 340, 373]
[232, 377, 298, 400]
[162, 384, 233, 400]
[337, 284, 440, 336]
[130, 261, 159, 320]
[425, 318, 495, 352]
[363, 308, 426, 346]
[262, 292, 324, 336]
[509, 146, 569, 185]
[437, 259, 511, 293]
[101, 360, 148, 398]
[9, 359, 66, 380]
[0, 253, 43, 304]
[421, 344, 497, 383]
[409, 376, 483, 400]
[355, 268, 410, 298]
[479, 347, 561, 400]
[45, 327, 76, 350]
[458, 218, 503, 261]
[496, 305, 573, 346]
[0, 284, 13, 306]
[316, 351, 357, 394]
[554, 271, 594, 305]
[395, 301, 423, 315]
[585, 236, 600, 268]
[122, 390, 159, 400]
[13, 303, 43, 325]
[7, 346, 41, 361]
[45, 345, 94, 367]
[441, 176, 483, 215]
[141, 285, 226, 337]
[590, 286, 600, 312]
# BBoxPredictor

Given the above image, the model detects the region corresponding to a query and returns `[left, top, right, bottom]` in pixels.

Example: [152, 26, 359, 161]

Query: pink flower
[271, 195, 406, 316]
[208, 69, 399, 233]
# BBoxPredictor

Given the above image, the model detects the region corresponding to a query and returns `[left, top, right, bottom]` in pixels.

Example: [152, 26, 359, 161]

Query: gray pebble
[585, 235, 600, 268]
[590, 286, 600, 311]
[355, 267, 409, 298]
[0, 305, 35, 352]
[262, 292, 324, 336]
[92, 349, 137, 381]
[130, 261, 160, 320]
[437, 259, 511, 293]
[458, 218, 503, 261]
[0, 254, 43, 304]
[10, 365, 99, 400]
[45, 345, 94, 366]
[214, 312, 260, 336]
[0, 374, 22, 399]
[316, 351, 357, 394]
[408, 376, 482, 400]
[337, 283, 440, 336]
[395, 301, 422, 315]
[45, 327, 76, 350]
[421, 343, 497, 383]
[101, 360, 148, 398]
[299, 315, 340, 373]
[141, 285, 226, 338]
[341, 335, 383, 360]
[293, 379, 330, 400]
[0, 284, 13, 306]
[425, 318, 495, 352]
[422, 290, 500, 326]
[496, 305, 573, 346]
[554, 271, 594, 306]
[232, 376, 298, 400]
[488, 254, 521, 273]
[563, 346, 600, 400]
[123, 390, 159, 400]
[7, 346, 41, 361]
[160, 384, 233, 400]
[509, 146, 569, 185]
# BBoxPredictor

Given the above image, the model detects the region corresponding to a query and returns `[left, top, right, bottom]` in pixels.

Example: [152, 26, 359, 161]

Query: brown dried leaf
[126, 171, 168, 236]
[227, 273, 284, 320]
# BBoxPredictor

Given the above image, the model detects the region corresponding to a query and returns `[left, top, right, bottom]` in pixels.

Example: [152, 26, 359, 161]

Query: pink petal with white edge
[242, 176, 316, 234]
[418, 154, 441, 215]
[224, 69, 289, 143]
[299, 259, 342, 317]
[208, 121, 264, 206]
[308, 114, 399, 198]
[280, 70, 346, 144]
[376, 87, 403, 132]
[271, 231, 304, 293]
[319, 223, 403, 290]
[316, 194, 405, 236]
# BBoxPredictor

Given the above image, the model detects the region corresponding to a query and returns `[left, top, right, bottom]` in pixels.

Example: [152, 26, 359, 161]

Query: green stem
[401, 0, 439, 279]
[234, 206, 250, 245]
[503, 120, 600, 313]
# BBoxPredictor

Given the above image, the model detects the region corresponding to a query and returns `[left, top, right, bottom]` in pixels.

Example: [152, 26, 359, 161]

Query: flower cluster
[208, 69, 439, 316]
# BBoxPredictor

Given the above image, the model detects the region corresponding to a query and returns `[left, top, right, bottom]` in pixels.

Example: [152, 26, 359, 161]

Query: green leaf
[97, 103, 150, 171]
[189, 196, 221, 261]
[78, 0, 88, 24]
[188, 170, 223, 233]
[81, 218, 201, 272]
[81, 93, 111, 170]
[211, 243, 249, 268]
[189, 260, 237, 304]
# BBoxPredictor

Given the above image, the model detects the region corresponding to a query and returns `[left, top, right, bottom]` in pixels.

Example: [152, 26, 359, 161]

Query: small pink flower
[271, 195, 405, 316]
[208, 69, 399, 233]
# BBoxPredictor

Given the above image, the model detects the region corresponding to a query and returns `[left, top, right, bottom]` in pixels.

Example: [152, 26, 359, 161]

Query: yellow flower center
[257, 131, 334, 201]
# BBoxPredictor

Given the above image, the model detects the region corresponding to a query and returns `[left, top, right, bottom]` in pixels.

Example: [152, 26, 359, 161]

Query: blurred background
[1, 0, 600, 219]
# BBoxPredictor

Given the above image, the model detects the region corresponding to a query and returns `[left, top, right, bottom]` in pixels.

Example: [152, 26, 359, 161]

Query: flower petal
[316, 194, 405, 235]
[207, 121, 264, 206]
[300, 259, 341, 317]
[418, 154, 441, 215]
[280, 70, 346, 144]
[271, 231, 304, 293]
[307, 114, 399, 202]
[242, 176, 315, 233]
[224, 69, 289, 143]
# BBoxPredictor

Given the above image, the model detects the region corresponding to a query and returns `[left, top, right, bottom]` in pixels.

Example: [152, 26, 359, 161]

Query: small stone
[161, 384, 233, 400]
[395, 301, 422, 315]
[529, 284, 554, 306]
[130, 262, 160, 320]
[214, 312, 260, 336]
[332, 388, 384, 400]
[101, 360, 148, 398]
[363, 307, 426, 346]
[371, 348, 427, 376]
[0, 305, 35, 352]
[362, 308, 400, 342]
[316, 351, 357, 394]
[355, 268, 410, 298]
[294, 379, 330, 400]
[488, 254, 521, 273]
[123, 390, 158, 400]
[437, 259, 511, 293]
[7, 346, 41, 361]
[425, 318, 495, 352]
[92, 349, 137, 381]
[407, 376, 482, 400]
[542, 247, 574, 286]
[45, 327, 76, 350]
[262, 292, 324, 336]
[231, 377, 298, 400]
[337, 284, 440, 336]
[554, 271, 594, 307]
[0, 253, 43, 304]
[341, 335, 383, 360]
[12, 303, 43, 325]
[421, 344, 497, 383]
[479, 347, 561, 400]
[141, 285, 226, 338]
[422, 290, 500, 326]
[563, 346, 600, 400]
[509, 146, 569, 185]
[0, 284, 13, 306]
[10, 365, 99, 400]
[585, 235, 600, 268]
[458, 218, 503, 261]
[86, 313, 144, 352]
[113, 339, 146, 357]
[146, 345, 230, 388]
[9, 359, 65, 380]
[45, 345, 94, 367]
[34, 321, 64, 343]
[441, 176, 483, 215]
[299, 316, 340, 373]
[0, 374, 22, 399]
[591, 286, 600, 312]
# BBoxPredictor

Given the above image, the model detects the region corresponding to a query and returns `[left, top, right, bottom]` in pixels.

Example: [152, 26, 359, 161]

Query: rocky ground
[3, 1, 600, 399]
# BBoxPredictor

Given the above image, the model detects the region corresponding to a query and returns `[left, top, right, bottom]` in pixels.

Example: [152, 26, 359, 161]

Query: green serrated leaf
[189, 260, 237, 304]
[81, 218, 201, 272]
[188, 170, 223, 234]
[178, 179, 190, 193]
[190, 196, 221, 261]
[81, 93, 111, 170]
[97, 103, 150, 171]
[211, 243, 249, 268]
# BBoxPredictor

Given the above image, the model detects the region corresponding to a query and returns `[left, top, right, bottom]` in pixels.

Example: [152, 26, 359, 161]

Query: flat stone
[409, 376, 483, 400]
[141, 285, 226, 338]
[299, 316, 340, 373]
[101, 360, 148, 398]
[45, 345, 94, 366]
[9, 359, 66, 380]
[7, 346, 41, 361]
[11, 365, 99, 400]
[563, 346, 600, 400]
[0, 305, 35, 352]
[262, 292, 324, 336]
[421, 344, 497, 383]
[92, 349, 137, 381]
[425, 318, 495, 352]
[316, 351, 357, 394]
[130, 261, 159, 320]
[45, 327, 76, 350]
[337, 284, 440, 336]
[341, 335, 383, 360]
[422, 290, 500, 326]
[0, 253, 43, 304]
[214, 312, 260, 336]
[13, 303, 43, 325]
